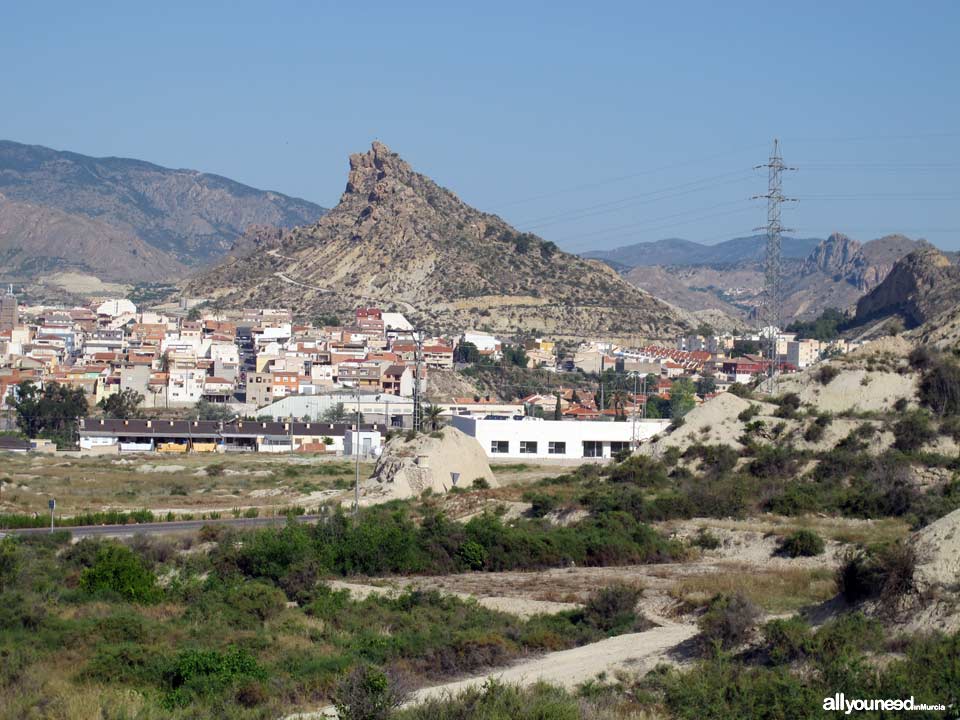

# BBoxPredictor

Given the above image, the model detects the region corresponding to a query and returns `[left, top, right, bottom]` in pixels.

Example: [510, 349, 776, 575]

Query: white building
[450, 415, 670, 461]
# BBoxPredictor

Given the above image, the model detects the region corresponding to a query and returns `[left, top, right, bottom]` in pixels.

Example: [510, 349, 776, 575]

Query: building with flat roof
[450, 415, 670, 461]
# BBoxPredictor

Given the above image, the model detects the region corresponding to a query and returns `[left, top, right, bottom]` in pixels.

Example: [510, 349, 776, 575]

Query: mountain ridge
[583, 234, 823, 268]
[0, 140, 327, 279]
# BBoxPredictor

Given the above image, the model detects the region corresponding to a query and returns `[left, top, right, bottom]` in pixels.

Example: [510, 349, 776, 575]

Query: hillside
[0, 140, 326, 277]
[186, 141, 690, 340]
[584, 234, 822, 268]
[0, 193, 184, 281]
[853, 246, 960, 330]
[625, 233, 926, 322]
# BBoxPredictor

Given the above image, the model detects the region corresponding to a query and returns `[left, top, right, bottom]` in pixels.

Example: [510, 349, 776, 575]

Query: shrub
[80, 544, 161, 603]
[456, 540, 487, 571]
[728, 383, 753, 399]
[580, 584, 644, 633]
[696, 592, 761, 654]
[762, 616, 814, 664]
[605, 455, 669, 486]
[774, 393, 802, 418]
[748, 445, 801, 479]
[162, 646, 265, 707]
[691, 528, 722, 550]
[523, 492, 557, 518]
[892, 410, 936, 453]
[817, 364, 840, 385]
[776, 529, 825, 558]
[908, 346, 934, 371]
[918, 357, 960, 416]
[893, 397, 909, 412]
[333, 664, 409, 720]
[837, 542, 917, 611]
[472, 478, 490, 490]
[737, 404, 761, 422]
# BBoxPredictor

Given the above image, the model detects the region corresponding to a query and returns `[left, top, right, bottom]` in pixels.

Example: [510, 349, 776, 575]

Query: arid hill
[186, 142, 690, 341]
[0, 193, 184, 281]
[0, 140, 326, 278]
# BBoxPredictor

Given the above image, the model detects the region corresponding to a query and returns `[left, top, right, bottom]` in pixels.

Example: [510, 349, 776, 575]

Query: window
[610, 441, 630, 454]
[519, 441, 538, 454]
[583, 440, 603, 458]
[548, 441, 566, 455]
[490, 440, 509, 454]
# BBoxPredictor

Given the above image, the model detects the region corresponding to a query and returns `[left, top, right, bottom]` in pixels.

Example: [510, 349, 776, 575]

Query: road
[273, 271, 418, 316]
[4, 513, 322, 539]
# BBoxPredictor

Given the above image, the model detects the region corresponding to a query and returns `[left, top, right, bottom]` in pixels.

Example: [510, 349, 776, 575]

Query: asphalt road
[3, 513, 323, 538]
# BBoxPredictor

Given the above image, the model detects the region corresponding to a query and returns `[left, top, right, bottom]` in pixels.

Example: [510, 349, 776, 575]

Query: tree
[8, 381, 87, 447]
[98, 388, 143, 419]
[423, 404, 444, 431]
[669, 377, 697, 420]
[194, 399, 234, 421]
[695, 323, 715, 337]
[503, 345, 528, 368]
[186, 306, 202, 321]
[314, 315, 341, 327]
[322, 402, 349, 423]
[695, 376, 717, 397]
[553, 394, 562, 420]
[453, 340, 480, 364]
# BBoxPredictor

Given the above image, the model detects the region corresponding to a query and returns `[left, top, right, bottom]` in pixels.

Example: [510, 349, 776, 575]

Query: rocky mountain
[186, 141, 690, 341]
[584, 235, 822, 268]
[623, 232, 927, 323]
[0, 140, 326, 278]
[853, 247, 960, 329]
[0, 193, 185, 281]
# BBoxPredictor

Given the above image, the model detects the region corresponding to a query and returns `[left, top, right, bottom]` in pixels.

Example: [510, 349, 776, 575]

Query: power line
[514, 170, 756, 230]
[753, 139, 796, 394]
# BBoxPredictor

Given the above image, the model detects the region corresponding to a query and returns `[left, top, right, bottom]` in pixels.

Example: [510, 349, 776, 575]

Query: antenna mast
[753, 139, 796, 392]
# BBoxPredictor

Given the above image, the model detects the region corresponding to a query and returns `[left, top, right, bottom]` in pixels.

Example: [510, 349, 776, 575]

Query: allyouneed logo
[823, 694, 948, 714]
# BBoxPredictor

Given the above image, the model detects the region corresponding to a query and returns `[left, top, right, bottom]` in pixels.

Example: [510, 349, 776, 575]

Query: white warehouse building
[450, 415, 671, 461]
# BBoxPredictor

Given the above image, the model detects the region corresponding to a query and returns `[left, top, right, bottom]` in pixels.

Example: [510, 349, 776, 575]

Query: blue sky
[2, 1, 958, 250]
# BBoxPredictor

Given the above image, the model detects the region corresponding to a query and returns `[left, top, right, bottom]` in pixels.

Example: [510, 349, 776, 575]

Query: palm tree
[424, 404, 445, 431]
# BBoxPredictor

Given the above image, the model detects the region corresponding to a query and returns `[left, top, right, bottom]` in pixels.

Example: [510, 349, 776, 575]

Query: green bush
[776, 529, 825, 558]
[334, 664, 408, 720]
[696, 592, 761, 654]
[79, 544, 161, 603]
[737, 404, 761, 422]
[162, 646, 265, 707]
[579, 584, 644, 633]
[892, 410, 936, 453]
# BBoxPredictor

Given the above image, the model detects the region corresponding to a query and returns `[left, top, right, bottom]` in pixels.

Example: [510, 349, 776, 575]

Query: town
[0, 284, 861, 461]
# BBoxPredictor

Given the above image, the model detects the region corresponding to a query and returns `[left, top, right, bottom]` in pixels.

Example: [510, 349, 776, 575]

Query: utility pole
[753, 139, 797, 393]
[630, 372, 639, 449]
[354, 383, 361, 514]
[412, 328, 425, 432]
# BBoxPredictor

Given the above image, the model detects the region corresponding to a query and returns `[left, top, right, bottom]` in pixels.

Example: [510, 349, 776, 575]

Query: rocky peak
[802, 233, 864, 277]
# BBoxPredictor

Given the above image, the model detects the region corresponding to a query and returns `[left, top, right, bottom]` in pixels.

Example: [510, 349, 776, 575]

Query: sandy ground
[328, 580, 579, 619]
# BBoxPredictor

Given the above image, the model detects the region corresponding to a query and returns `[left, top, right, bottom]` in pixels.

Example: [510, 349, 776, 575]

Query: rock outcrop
[187, 141, 690, 340]
[366, 427, 497, 501]
[853, 247, 960, 328]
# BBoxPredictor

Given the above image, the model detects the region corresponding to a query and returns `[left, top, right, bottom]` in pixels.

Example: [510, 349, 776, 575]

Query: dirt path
[328, 580, 579, 619]
[285, 620, 696, 719]
[273, 271, 418, 316]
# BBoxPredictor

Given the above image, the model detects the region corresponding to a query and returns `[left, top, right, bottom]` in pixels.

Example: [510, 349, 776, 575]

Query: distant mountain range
[0, 140, 326, 282]
[583, 235, 824, 268]
[185, 141, 691, 340]
[587, 232, 935, 323]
